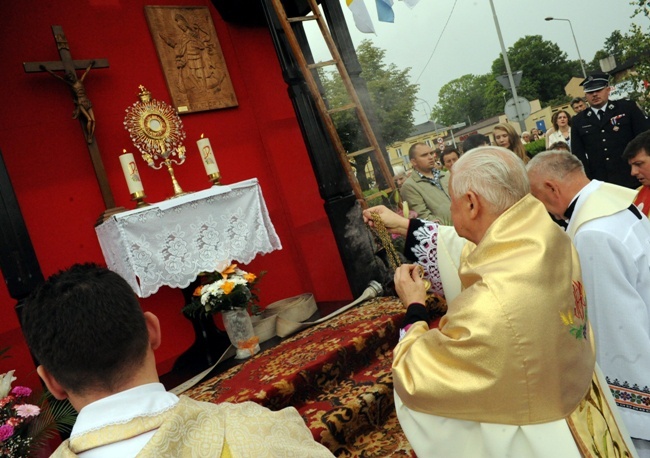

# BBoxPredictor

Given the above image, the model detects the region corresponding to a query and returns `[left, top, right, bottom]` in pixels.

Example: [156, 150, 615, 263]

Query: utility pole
[489, 0, 526, 132]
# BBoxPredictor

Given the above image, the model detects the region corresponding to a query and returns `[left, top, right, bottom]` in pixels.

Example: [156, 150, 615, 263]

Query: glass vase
[221, 308, 260, 359]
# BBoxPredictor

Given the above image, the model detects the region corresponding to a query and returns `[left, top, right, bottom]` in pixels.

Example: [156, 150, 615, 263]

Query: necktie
[597, 109, 604, 120]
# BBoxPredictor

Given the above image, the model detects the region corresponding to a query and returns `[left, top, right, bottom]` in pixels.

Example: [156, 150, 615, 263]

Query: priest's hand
[363, 205, 409, 237]
[394, 264, 426, 306]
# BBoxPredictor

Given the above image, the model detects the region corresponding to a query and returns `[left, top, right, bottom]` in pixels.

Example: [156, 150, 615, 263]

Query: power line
[414, 0, 459, 84]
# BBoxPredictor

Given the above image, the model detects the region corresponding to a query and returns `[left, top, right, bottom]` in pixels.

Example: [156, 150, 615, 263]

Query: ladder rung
[364, 190, 392, 201]
[347, 146, 376, 158]
[307, 60, 337, 70]
[287, 16, 317, 23]
[270, 0, 396, 207]
[328, 103, 357, 114]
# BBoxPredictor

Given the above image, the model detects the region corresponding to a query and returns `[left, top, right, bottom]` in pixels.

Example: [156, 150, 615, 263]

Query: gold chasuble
[51, 397, 334, 457]
[393, 195, 635, 457]
[393, 195, 594, 424]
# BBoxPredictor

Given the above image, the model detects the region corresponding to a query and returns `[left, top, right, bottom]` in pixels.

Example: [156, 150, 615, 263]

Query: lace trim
[70, 400, 178, 438]
[410, 221, 444, 296]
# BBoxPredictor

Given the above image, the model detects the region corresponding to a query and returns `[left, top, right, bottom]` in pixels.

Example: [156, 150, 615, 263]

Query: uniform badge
[610, 114, 625, 132]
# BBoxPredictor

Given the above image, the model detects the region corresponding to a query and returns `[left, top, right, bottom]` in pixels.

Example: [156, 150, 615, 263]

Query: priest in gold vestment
[365, 147, 638, 458]
[20, 263, 334, 458]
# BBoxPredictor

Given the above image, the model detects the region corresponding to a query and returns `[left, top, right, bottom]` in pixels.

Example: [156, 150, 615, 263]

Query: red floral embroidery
[572, 280, 586, 320]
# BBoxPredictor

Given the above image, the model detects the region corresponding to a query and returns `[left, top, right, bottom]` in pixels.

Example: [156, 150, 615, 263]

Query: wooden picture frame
[145, 6, 238, 114]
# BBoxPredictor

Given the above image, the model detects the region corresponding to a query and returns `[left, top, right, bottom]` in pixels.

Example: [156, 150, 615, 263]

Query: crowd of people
[19, 71, 650, 457]
[380, 71, 650, 457]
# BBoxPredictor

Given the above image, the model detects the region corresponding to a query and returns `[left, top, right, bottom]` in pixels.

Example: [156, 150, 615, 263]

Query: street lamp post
[545, 17, 587, 78]
[416, 97, 432, 120]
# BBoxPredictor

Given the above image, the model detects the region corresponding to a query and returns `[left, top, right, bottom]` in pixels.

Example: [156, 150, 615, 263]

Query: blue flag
[376, 0, 395, 23]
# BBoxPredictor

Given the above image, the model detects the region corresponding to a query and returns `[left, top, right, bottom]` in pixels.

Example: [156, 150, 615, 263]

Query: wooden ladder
[270, 0, 396, 209]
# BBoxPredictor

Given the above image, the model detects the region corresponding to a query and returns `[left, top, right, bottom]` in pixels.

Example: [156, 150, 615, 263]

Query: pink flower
[0, 395, 14, 408]
[11, 386, 31, 397]
[15, 403, 40, 418]
[0, 424, 14, 441]
[6, 417, 21, 427]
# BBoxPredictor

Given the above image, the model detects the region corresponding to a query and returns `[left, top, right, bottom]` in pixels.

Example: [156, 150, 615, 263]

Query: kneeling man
[365, 147, 636, 457]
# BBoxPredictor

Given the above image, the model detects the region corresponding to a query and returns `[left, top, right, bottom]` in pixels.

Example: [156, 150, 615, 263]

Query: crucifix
[23, 25, 124, 225]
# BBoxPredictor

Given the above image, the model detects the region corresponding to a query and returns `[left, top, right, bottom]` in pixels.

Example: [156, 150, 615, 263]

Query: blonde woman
[493, 123, 530, 164]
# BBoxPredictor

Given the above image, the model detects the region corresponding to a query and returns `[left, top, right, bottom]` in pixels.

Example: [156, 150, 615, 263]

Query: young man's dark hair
[570, 97, 587, 112]
[21, 264, 335, 456]
[440, 148, 460, 163]
[461, 134, 489, 153]
[548, 141, 571, 152]
[623, 130, 650, 161]
[22, 263, 149, 395]
[408, 141, 428, 160]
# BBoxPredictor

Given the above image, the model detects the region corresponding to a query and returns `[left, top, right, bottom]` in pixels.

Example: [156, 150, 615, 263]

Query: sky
[305, 0, 648, 124]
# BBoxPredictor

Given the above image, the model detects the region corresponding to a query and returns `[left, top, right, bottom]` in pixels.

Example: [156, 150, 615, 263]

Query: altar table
[185, 296, 418, 457]
[95, 178, 281, 297]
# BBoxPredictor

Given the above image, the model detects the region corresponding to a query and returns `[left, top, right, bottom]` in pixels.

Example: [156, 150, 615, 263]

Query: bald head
[526, 150, 590, 220]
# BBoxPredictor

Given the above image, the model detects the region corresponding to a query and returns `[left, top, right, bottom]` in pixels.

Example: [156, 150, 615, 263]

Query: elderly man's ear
[467, 191, 481, 218]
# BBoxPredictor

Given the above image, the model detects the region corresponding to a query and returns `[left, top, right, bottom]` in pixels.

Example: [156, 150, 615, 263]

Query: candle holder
[208, 172, 221, 186]
[124, 86, 190, 199]
[131, 190, 149, 208]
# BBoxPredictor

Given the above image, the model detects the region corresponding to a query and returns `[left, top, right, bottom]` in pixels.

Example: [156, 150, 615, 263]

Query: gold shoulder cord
[369, 212, 447, 317]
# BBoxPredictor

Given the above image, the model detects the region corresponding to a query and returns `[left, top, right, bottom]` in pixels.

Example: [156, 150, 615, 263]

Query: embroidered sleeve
[404, 219, 444, 296]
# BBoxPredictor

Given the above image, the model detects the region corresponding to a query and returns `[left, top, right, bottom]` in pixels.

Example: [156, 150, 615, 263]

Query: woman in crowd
[545, 110, 572, 149]
[493, 123, 530, 163]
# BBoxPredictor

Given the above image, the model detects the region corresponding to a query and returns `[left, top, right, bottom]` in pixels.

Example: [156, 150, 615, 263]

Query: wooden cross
[23, 25, 123, 224]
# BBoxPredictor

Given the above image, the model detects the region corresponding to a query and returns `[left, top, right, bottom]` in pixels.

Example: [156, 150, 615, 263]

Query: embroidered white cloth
[95, 179, 282, 298]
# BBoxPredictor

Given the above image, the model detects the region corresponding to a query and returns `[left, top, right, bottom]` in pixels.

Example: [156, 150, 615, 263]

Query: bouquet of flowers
[183, 264, 264, 317]
[0, 370, 41, 457]
[0, 345, 77, 458]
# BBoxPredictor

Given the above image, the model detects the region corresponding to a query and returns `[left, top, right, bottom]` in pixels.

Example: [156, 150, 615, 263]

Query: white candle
[119, 151, 144, 194]
[197, 134, 219, 175]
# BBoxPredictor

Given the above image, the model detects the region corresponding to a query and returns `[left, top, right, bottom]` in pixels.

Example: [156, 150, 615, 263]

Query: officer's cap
[580, 73, 610, 93]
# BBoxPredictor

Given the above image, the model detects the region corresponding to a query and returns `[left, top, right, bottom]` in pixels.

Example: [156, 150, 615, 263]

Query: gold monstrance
[124, 85, 187, 198]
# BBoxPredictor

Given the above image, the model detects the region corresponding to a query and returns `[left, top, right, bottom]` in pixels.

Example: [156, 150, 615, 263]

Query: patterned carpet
[185, 296, 416, 457]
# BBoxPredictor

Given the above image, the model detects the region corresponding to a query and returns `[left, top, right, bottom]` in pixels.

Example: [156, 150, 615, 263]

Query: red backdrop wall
[0, 0, 351, 390]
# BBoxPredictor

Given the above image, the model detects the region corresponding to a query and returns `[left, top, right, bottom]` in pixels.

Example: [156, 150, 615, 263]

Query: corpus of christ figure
[23, 25, 124, 221]
[41, 60, 96, 143]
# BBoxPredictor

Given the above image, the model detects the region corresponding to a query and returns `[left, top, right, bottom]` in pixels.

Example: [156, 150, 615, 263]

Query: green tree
[618, 24, 650, 111]
[587, 30, 626, 72]
[491, 35, 576, 104]
[432, 74, 491, 126]
[588, 5, 650, 111]
[480, 74, 509, 120]
[321, 40, 418, 190]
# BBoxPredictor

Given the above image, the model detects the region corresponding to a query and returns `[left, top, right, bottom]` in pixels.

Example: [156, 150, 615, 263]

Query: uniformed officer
[571, 72, 650, 189]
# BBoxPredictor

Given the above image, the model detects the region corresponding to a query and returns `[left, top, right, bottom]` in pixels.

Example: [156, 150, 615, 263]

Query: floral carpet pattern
[185, 296, 416, 457]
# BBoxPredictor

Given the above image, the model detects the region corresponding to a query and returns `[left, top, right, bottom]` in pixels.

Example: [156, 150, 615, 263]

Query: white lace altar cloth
[95, 178, 282, 298]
